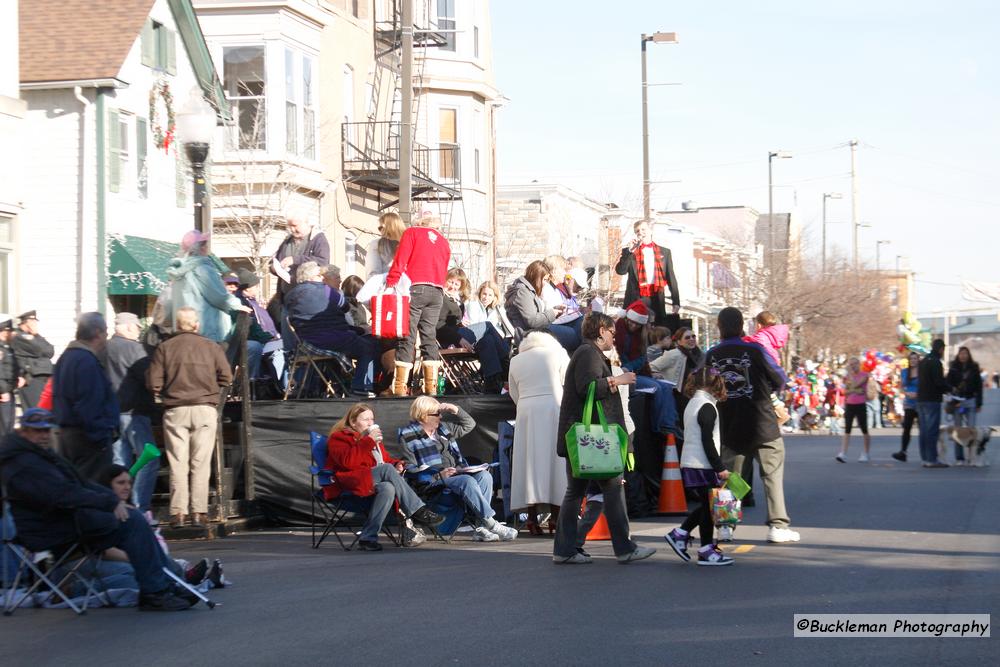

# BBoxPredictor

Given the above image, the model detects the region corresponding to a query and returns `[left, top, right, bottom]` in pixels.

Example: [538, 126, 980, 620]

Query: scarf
[635, 243, 668, 297]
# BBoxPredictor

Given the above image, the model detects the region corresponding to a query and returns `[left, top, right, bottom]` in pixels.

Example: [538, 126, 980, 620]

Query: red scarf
[635, 243, 667, 297]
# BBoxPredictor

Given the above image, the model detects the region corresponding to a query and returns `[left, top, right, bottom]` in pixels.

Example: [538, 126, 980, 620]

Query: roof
[921, 314, 1000, 336]
[20, 0, 229, 121]
[108, 234, 228, 295]
[20, 0, 154, 84]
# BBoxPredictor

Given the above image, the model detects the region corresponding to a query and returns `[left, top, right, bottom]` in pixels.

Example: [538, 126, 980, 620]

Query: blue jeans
[458, 322, 510, 378]
[951, 397, 978, 460]
[305, 330, 377, 393]
[634, 376, 678, 433]
[916, 401, 942, 463]
[547, 318, 582, 352]
[442, 470, 495, 522]
[112, 414, 160, 513]
[247, 340, 263, 379]
[104, 508, 172, 594]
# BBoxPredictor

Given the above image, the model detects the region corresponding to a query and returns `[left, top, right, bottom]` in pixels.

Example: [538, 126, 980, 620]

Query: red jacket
[323, 429, 400, 500]
[385, 226, 451, 288]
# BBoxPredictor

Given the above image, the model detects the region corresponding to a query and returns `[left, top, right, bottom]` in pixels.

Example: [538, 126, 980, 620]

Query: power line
[862, 142, 997, 181]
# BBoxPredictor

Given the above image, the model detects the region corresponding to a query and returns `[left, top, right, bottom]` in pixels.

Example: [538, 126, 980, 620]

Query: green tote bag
[565, 381, 629, 479]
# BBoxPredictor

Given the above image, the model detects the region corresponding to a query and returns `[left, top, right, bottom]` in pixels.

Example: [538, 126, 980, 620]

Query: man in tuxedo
[614, 220, 680, 326]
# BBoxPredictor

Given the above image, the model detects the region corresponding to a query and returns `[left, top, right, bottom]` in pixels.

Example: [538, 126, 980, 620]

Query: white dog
[937, 426, 994, 467]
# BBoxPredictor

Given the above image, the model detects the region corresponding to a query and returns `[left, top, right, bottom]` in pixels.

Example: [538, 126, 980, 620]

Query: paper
[553, 310, 583, 325]
[262, 340, 283, 354]
[456, 463, 495, 474]
[271, 257, 291, 284]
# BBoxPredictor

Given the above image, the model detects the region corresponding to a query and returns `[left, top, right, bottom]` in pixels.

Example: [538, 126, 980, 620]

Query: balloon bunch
[896, 311, 931, 355]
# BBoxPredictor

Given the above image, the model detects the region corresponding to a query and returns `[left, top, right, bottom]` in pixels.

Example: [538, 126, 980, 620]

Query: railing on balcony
[342, 121, 461, 200]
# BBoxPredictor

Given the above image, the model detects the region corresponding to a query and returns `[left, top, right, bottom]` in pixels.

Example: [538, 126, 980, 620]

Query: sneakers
[891, 451, 907, 462]
[410, 506, 446, 527]
[139, 588, 194, 612]
[858, 452, 870, 463]
[835, 453, 846, 463]
[616, 545, 657, 564]
[207, 560, 225, 588]
[923, 461, 949, 468]
[664, 529, 691, 562]
[553, 552, 592, 564]
[403, 520, 427, 547]
[472, 526, 500, 542]
[485, 519, 518, 541]
[717, 525, 734, 543]
[767, 526, 801, 543]
[576, 547, 591, 558]
[184, 558, 209, 585]
[356, 539, 383, 551]
[697, 546, 734, 566]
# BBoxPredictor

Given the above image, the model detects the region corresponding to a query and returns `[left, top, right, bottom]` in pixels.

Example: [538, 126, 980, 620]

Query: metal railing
[342, 121, 461, 194]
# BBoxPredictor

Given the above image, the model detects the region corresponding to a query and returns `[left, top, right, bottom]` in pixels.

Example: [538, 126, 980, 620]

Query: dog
[937, 425, 994, 467]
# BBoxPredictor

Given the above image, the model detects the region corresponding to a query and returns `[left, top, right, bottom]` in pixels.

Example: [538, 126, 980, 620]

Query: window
[473, 108, 482, 185]
[285, 49, 298, 154]
[107, 109, 129, 193]
[0, 215, 12, 313]
[474, 26, 479, 58]
[437, 0, 455, 52]
[303, 56, 316, 159]
[141, 20, 177, 74]
[351, 0, 360, 18]
[438, 108, 457, 179]
[136, 117, 148, 198]
[224, 46, 267, 150]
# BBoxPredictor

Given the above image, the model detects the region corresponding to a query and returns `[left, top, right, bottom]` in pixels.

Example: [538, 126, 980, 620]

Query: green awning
[107, 235, 229, 296]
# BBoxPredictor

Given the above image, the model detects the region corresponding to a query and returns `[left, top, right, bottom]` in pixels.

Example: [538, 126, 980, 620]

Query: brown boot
[392, 361, 413, 396]
[422, 360, 441, 395]
[190, 513, 208, 528]
[169, 514, 187, 529]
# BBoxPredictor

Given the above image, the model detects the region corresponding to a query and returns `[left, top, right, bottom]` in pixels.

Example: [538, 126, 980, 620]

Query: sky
[489, 0, 1000, 314]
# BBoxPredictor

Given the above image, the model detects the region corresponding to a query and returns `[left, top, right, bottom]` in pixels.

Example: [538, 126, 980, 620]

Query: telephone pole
[850, 139, 859, 270]
[399, 0, 413, 224]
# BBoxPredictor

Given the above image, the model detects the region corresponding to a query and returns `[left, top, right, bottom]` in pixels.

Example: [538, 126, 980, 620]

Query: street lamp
[875, 239, 891, 271]
[641, 31, 678, 221]
[822, 192, 842, 276]
[175, 87, 217, 237]
[768, 150, 793, 274]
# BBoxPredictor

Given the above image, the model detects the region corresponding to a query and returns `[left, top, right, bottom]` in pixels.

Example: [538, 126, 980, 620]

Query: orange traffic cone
[658, 433, 687, 514]
[579, 498, 611, 541]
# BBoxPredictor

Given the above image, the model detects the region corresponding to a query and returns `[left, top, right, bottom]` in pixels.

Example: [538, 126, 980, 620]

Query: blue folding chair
[402, 468, 474, 543]
[308, 432, 399, 550]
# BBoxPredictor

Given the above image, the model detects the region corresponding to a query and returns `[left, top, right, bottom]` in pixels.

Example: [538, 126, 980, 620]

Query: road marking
[733, 545, 754, 553]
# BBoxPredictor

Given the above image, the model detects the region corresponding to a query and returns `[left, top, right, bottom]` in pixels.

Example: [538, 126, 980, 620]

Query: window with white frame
[283, 50, 318, 160]
[285, 49, 297, 154]
[0, 215, 13, 313]
[303, 56, 316, 159]
[224, 46, 266, 150]
[474, 26, 479, 58]
[141, 20, 177, 74]
[473, 108, 482, 185]
[438, 107, 457, 180]
[437, 0, 456, 52]
[107, 109, 131, 193]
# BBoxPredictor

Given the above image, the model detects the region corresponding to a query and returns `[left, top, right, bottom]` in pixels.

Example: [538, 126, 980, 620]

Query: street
[2, 393, 998, 666]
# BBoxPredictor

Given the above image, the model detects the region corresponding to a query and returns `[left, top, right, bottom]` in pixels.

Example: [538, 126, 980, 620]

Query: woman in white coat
[508, 330, 570, 534]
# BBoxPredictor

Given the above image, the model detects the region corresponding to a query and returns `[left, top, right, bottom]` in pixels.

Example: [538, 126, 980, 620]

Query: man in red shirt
[385, 214, 451, 395]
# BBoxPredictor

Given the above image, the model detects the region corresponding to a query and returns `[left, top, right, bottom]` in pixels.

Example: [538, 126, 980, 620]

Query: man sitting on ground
[284, 261, 378, 397]
[0, 408, 195, 611]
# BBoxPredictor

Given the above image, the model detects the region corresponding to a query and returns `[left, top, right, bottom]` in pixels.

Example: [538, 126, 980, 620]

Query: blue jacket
[0, 432, 119, 551]
[166, 254, 242, 343]
[285, 282, 350, 337]
[52, 342, 119, 443]
[901, 368, 919, 409]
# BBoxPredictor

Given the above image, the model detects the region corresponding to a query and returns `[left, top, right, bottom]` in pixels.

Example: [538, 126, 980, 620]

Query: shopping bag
[724, 471, 752, 500]
[710, 487, 742, 527]
[565, 381, 628, 479]
[371, 291, 410, 338]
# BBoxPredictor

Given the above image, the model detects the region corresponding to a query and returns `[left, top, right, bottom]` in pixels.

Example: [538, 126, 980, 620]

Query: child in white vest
[663, 367, 734, 566]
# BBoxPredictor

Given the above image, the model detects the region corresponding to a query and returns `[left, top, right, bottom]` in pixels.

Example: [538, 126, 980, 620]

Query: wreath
[149, 81, 175, 151]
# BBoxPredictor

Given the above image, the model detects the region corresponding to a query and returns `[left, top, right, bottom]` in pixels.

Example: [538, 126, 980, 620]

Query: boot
[422, 360, 441, 395]
[392, 361, 412, 397]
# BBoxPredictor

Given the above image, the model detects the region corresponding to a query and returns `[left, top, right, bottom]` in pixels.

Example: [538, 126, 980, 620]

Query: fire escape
[342, 0, 462, 210]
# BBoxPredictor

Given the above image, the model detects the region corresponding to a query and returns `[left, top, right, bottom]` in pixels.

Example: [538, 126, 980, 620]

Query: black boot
[411, 506, 446, 527]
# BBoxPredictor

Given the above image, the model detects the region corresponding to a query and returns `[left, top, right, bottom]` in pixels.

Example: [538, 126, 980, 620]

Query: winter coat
[12, 332, 54, 379]
[52, 342, 119, 444]
[103, 334, 147, 391]
[465, 301, 515, 339]
[166, 254, 243, 343]
[917, 351, 949, 403]
[147, 331, 232, 408]
[556, 340, 626, 458]
[0, 432, 120, 552]
[947, 360, 983, 407]
[364, 237, 397, 278]
[614, 244, 680, 309]
[743, 324, 789, 367]
[508, 332, 569, 508]
[0, 342, 20, 394]
[323, 429, 401, 500]
[271, 228, 331, 297]
[504, 276, 556, 342]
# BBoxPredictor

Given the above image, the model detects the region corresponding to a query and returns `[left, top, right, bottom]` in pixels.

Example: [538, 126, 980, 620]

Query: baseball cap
[20, 408, 56, 430]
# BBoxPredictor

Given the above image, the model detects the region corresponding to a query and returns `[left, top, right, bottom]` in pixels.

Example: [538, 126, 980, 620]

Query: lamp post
[767, 150, 792, 274]
[175, 88, 217, 239]
[875, 239, 891, 272]
[822, 192, 842, 276]
[641, 31, 678, 222]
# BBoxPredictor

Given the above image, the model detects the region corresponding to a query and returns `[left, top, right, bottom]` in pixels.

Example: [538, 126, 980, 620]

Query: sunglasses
[427, 412, 441, 417]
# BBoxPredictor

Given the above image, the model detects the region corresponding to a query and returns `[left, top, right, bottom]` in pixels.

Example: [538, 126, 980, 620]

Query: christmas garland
[149, 81, 175, 151]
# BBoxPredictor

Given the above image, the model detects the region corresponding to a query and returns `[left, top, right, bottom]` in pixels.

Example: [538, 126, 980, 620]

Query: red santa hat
[625, 300, 650, 325]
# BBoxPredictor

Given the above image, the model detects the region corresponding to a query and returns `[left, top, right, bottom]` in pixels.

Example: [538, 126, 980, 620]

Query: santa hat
[625, 300, 650, 325]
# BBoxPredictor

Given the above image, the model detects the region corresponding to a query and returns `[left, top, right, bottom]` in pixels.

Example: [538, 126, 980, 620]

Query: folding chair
[308, 432, 400, 550]
[283, 322, 354, 399]
[402, 469, 476, 543]
[2, 494, 108, 616]
[439, 348, 485, 395]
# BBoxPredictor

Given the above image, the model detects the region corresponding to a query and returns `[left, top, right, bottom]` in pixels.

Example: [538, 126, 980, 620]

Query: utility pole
[822, 192, 842, 277]
[641, 35, 650, 221]
[399, 0, 413, 224]
[850, 138, 859, 270]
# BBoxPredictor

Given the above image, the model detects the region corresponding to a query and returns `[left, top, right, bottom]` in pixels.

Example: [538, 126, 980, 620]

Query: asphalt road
[3, 392, 998, 666]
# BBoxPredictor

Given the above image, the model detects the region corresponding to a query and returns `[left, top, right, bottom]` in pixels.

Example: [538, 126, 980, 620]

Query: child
[646, 325, 672, 362]
[663, 367, 733, 566]
[744, 311, 788, 367]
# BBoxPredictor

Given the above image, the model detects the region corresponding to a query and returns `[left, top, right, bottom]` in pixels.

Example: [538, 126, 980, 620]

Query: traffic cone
[658, 433, 687, 514]
[579, 498, 611, 541]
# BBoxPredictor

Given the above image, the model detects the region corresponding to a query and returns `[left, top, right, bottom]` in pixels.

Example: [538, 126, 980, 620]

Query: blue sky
[490, 0, 1000, 313]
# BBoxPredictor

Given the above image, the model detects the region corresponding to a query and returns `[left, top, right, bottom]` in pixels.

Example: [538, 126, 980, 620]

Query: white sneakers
[767, 526, 801, 543]
[479, 518, 518, 542]
[858, 452, 870, 463]
[472, 526, 500, 542]
[616, 545, 657, 564]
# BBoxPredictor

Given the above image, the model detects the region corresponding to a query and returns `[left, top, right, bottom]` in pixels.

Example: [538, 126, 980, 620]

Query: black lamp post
[175, 88, 217, 238]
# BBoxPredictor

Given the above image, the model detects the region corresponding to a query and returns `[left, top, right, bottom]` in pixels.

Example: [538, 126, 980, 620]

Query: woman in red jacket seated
[326, 403, 445, 550]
